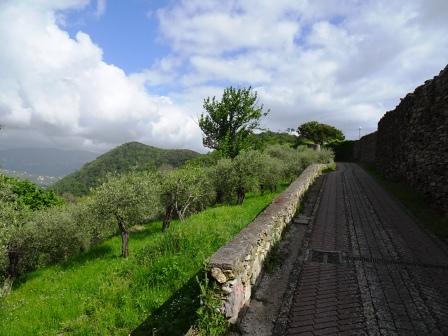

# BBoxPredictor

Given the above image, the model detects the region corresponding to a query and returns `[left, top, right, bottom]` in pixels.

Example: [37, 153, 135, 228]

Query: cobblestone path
[284, 163, 448, 336]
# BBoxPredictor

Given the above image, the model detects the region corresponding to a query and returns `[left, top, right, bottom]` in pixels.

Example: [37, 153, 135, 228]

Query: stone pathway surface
[283, 163, 448, 336]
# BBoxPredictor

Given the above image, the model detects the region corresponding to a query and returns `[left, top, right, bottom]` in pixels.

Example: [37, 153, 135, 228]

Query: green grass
[0, 190, 283, 336]
[360, 163, 448, 238]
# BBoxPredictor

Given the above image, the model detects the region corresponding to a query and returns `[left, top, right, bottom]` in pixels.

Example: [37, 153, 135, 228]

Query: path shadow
[131, 270, 202, 336]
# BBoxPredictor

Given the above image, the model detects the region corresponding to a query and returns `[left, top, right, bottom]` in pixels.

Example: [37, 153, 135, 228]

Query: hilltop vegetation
[51, 142, 200, 196]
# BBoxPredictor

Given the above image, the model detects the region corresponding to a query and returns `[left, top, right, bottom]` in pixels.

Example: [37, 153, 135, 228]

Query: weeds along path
[278, 162, 448, 336]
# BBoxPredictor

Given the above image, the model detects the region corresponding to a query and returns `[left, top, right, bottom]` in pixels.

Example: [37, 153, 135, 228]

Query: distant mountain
[1, 169, 61, 188]
[0, 148, 98, 177]
[51, 142, 201, 196]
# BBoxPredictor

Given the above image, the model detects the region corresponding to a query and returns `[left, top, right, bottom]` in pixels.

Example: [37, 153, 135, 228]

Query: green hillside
[51, 142, 200, 195]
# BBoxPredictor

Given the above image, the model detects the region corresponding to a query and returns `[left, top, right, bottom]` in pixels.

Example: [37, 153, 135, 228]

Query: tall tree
[199, 87, 268, 158]
[297, 121, 345, 147]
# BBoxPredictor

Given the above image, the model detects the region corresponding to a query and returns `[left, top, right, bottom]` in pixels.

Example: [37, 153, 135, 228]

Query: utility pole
[358, 126, 362, 140]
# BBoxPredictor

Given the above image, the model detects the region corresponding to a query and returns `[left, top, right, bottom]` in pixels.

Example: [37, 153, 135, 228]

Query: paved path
[284, 163, 448, 336]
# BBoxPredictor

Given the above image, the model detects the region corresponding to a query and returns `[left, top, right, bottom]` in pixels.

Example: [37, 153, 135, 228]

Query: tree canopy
[297, 121, 345, 145]
[159, 167, 214, 231]
[199, 87, 268, 158]
[0, 174, 63, 211]
[90, 172, 161, 257]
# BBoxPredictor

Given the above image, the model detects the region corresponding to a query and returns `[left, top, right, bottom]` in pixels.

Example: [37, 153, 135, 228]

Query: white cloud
[95, 0, 106, 17]
[0, 0, 202, 152]
[154, 0, 448, 140]
[1, 0, 447, 154]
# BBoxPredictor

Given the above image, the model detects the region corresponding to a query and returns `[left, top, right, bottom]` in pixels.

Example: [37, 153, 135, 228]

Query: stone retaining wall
[350, 65, 448, 215]
[376, 65, 448, 214]
[353, 132, 377, 163]
[208, 164, 326, 323]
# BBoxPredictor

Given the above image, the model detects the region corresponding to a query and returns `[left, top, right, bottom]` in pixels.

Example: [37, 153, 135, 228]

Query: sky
[0, 0, 447, 153]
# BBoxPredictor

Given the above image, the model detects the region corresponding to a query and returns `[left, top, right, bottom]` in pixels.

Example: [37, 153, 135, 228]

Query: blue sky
[0, 0, 447, 152]
[63, 0, 168, 74]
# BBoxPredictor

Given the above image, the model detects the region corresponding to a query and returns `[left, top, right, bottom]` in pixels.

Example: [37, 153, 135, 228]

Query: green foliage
[264, 145, 333, 182]
[325, 162, 337, 172]
[0, 191, 281, 335]
[265, 144, 301, 181]
[51, 142, 200, 196]
[160, 167, 215, 230]
[0, 199, 30, 280]
[232, 150, 265, 204]
[90, 171, 161, 257]
[199, 87, 268, 158]
[211, 158, 238, 203]
[297, 121, 345, 145]
[327, 140, 355, 161]
[195, 273, 229, 335]
[0, 175, 66, 279]
[0, 174, 63, 210]
[0, 198, 105, 280]
[248, 130, 297, 150]
[182, 151, 221, 168]
[259, 155, 284, 192]
[1, 142, 334, 280]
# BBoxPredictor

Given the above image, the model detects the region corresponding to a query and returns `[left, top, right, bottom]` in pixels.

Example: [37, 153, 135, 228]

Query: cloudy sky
[0, 0, 447, 153]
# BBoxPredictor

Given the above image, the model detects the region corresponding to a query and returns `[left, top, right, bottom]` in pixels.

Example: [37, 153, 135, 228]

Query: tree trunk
[116, 219, 129, 258]
[7, 248, 19, 278]
[237, 188, 245, 205]
[216, 190, 224, 204]
[163, 204, 174, 231]
[120, 229, 129, 258]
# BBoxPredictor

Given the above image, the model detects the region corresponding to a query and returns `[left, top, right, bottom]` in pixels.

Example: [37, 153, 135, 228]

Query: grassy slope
[51, 142, 200, 196]
[0, 190, 283, 336]
[360, 163, 448, 238]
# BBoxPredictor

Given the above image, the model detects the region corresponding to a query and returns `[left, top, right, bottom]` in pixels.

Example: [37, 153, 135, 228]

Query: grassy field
[360, 163, 448, 238]
[0, 190, 283, 336]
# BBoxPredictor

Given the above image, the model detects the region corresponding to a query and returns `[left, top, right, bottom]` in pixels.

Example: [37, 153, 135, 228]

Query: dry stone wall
[353, 132, 377, 163]
[208, 164, 326, 323]
[376, 65, 448, 215]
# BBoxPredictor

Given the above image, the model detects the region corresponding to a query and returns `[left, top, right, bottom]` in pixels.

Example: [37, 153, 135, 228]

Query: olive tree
[199, 87, 268, 158]
[160, 167, 214, 231]
[232, 150, 264, 204]
[91, 172, 160, 257]
[0, 183, 31, 278]
[259, 155, 284, 192]
[211, 158, 238, 203]
[265, 145, 302, 181]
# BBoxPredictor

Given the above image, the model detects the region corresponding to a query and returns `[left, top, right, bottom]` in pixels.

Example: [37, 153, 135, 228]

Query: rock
[211, 267, 227, 284]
